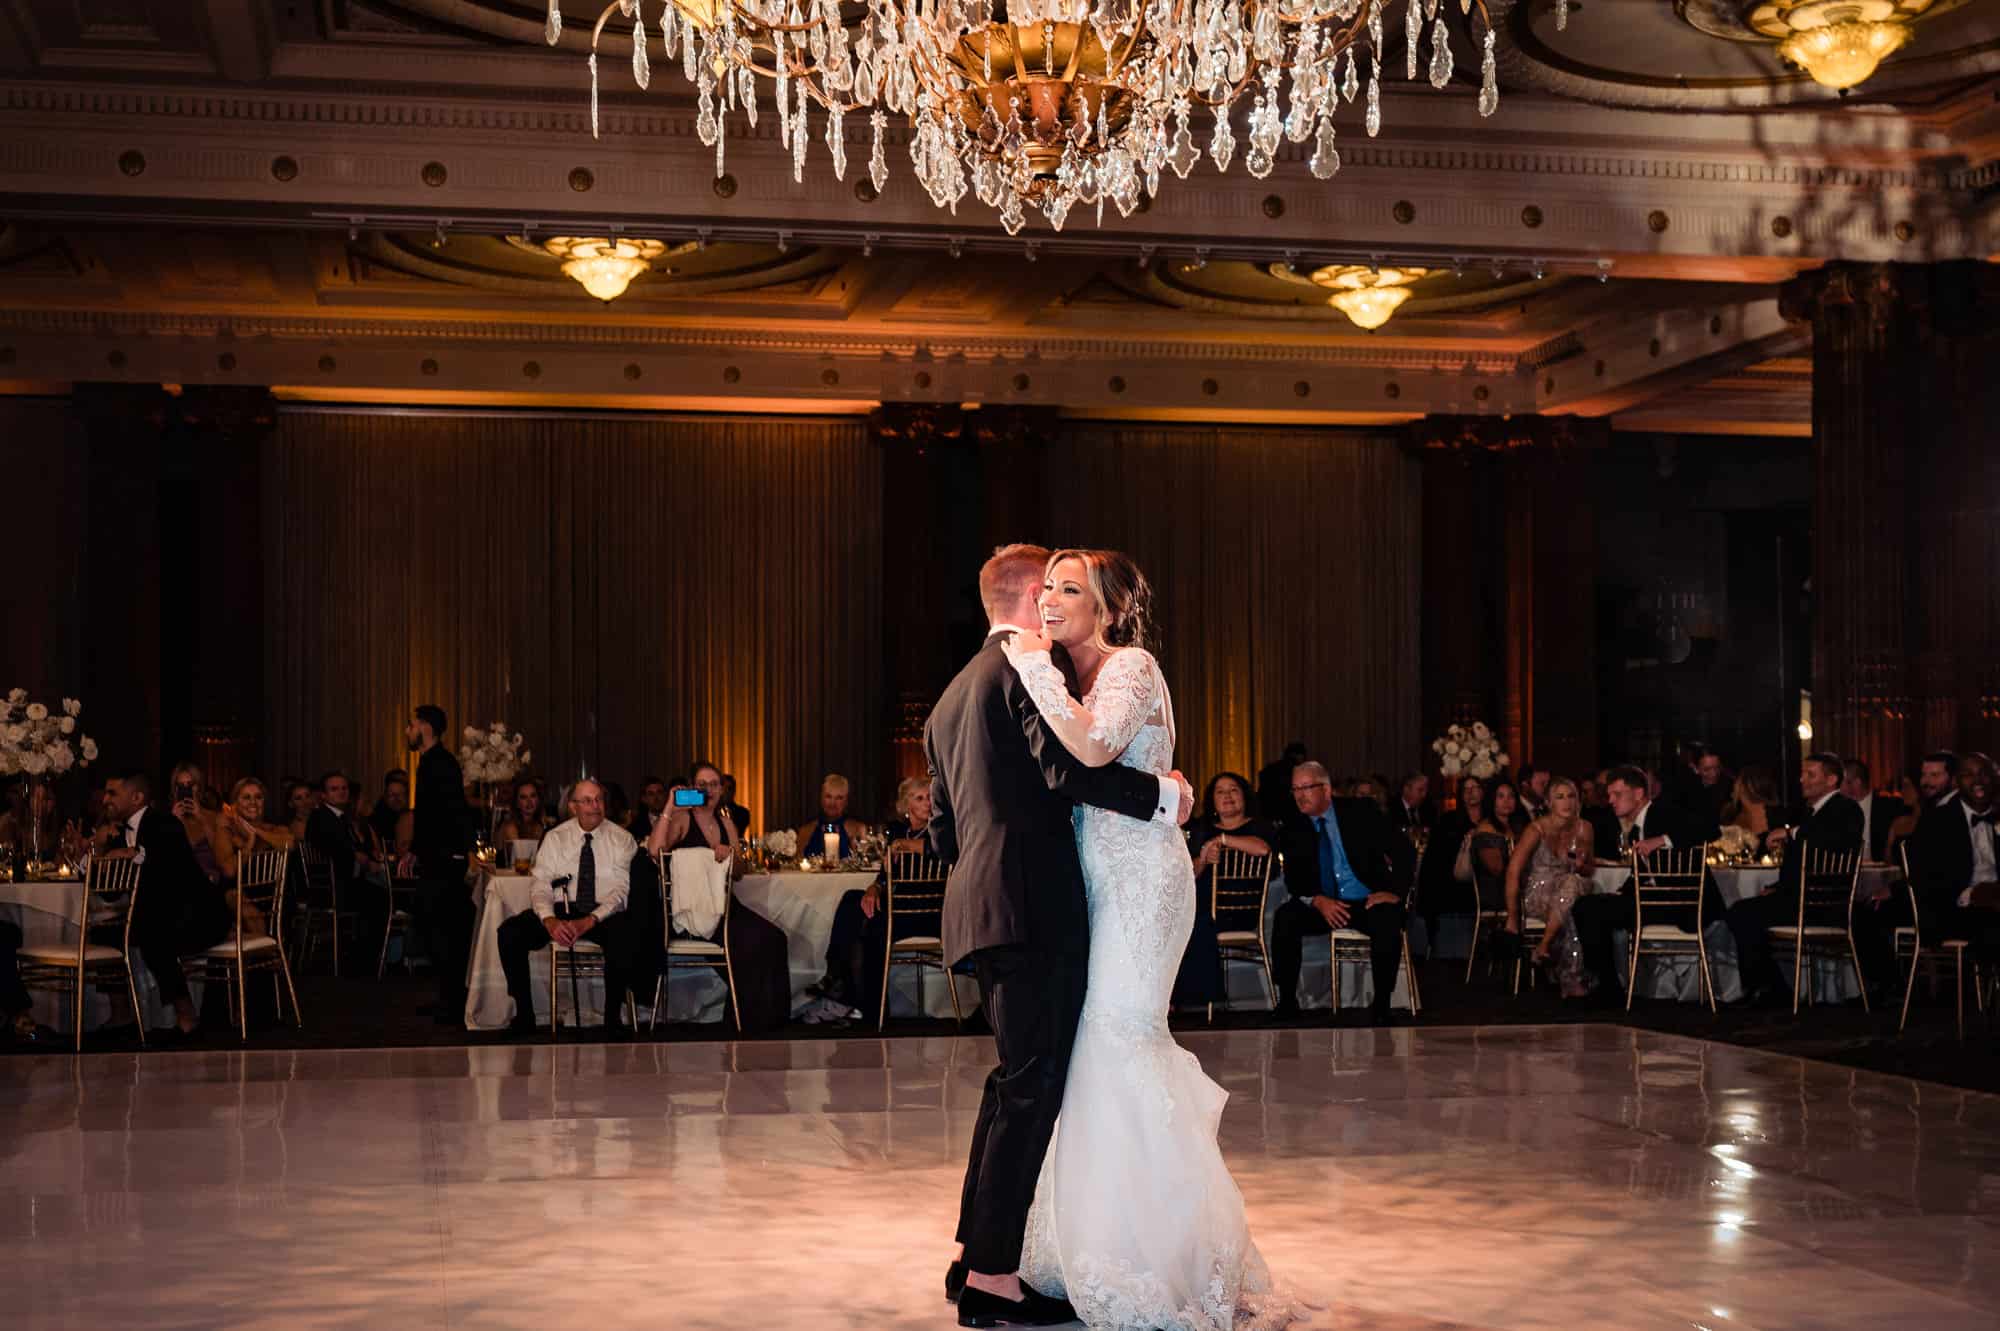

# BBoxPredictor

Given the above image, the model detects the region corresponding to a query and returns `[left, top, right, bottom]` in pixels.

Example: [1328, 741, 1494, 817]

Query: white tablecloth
[0, 877, 173, 1033]
[463, 868, 970, 1030]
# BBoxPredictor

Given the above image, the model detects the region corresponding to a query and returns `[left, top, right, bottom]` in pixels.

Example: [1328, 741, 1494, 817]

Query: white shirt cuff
[534, 903, 555, 921]
[1154, 775, 1179, 825]
[1959, 887, 1974, 908]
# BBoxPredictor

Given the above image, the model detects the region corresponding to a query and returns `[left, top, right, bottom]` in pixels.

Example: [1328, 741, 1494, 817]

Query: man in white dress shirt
[495, 779, 642, 1037]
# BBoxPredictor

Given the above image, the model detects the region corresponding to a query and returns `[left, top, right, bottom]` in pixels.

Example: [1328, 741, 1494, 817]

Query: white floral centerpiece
[1, 689, 97, 864]
[1431, 721, 1508, 781]
[459, 722, 530, 850]
[460, 722, 530, 785]
[762, 829, 799, 861]
[0, 690, 97, 779]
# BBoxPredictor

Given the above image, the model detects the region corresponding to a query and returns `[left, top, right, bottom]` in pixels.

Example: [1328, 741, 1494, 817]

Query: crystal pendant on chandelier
[566, 0, 1500, 230]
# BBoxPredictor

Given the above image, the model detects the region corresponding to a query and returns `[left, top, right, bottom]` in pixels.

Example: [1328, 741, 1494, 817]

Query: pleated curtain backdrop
[1035, 422, 1422, 791]
[262, 409, 882, 835]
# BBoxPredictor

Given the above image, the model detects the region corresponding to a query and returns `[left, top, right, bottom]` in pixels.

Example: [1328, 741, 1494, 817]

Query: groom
[927, 543, 1193, 1329]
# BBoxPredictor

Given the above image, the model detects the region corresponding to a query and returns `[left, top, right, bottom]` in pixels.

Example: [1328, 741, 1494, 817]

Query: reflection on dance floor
[3, 1025, 1998, 1329]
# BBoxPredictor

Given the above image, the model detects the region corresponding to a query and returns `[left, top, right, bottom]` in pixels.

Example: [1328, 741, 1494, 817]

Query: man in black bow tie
[1856, 752, 2000, 989]
[1724, 752, 1865, 1004]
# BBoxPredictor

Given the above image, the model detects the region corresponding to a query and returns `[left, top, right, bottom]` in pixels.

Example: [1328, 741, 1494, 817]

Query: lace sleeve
[1001, 640, 1155, 768]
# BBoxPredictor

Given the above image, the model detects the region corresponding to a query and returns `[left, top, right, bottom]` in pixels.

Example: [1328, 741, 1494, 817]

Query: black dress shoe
[957, 1286, 1077, 1328]
[945, 1260, 967, 1304]
[1269, 1000, 1302, 1024]
[506, 1016, 539, 1038]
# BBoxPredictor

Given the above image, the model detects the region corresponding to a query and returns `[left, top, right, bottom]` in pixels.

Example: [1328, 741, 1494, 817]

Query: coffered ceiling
[0, 0, 1990, 431]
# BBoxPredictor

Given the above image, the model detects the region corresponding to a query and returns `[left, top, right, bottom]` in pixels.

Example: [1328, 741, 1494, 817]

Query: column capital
[1402, 414, 1608, 460]
[1780, 260, 2000, 333]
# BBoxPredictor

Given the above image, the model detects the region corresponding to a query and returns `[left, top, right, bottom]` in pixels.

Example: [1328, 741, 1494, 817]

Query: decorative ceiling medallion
[358, 231, 837, 301]
[1748, 0, 1935, 87]
[1305, 262, 1434, 328]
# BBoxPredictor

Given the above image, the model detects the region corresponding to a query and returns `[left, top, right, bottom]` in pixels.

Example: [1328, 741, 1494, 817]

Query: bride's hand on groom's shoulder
[1004, 625, 1054, 659]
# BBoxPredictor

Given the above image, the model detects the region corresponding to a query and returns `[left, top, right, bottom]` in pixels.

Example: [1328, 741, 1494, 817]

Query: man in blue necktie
[1270, 761, 1414, 1023]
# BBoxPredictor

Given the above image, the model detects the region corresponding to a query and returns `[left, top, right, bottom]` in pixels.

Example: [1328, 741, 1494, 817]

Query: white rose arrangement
[459, 722, 531, 785]
[1430, 720, 1508, 781]
[762, 829, 799, 859]
[0, 690, 96, 779]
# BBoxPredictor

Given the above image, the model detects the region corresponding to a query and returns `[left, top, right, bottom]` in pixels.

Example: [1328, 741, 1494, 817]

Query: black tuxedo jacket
[1776, 793, 1865, 896]
[1583, 806, 1622, 858]
[1278, 798, 1414, 904]
[1613, 801, 1708, 857]
[925, 633, 1167, 968]
[1418, 807, 1474, 901]
[1388, 799, 1435, 835]
[1906, 791, 1979, 919]
[306, 805, 366, 883]
[412, 744, 471, 878]
[133, 804, 214, 919]
[1858, 793, 1910, 863]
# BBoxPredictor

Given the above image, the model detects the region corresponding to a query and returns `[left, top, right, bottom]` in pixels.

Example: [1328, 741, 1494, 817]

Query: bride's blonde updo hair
[1046, 548, 1153, 652]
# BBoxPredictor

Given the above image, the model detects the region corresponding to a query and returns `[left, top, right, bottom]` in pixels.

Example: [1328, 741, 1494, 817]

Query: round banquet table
[0, 876, 174, 1033]
[463, 866, 972, 1030]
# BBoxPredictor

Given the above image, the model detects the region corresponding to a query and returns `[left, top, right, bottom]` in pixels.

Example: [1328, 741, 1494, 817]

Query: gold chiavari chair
[1894, 842, 1984, 1039]
[1329, 909, 1421, 1015]
[548, 923, 637, 1034]
[18, 856, 145, 1052]
[185, 846, 302, 1041]
[1466, 833, 1514, 983]
[880, 851, 960, 1030]
[651, 848, 741, 1033]
[1624, 845, 1715, 1012]
[377, 870, 419, 978]
[1766, 844, 1865, 1015]
[1212, 846, 1275, 1018]
[292, 841, 343, 974]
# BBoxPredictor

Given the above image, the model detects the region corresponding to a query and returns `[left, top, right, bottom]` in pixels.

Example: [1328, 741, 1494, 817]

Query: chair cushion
[1216, 930, 1262, 945]
[18, 943, 125, 964]
[891, 936, 942, 948]
[555, 940, 602, 954]
[204, 934, 279, 955]
[668, 939, 725, 956]
[1767, 925, 1846, 937]
[1330, 928, 1370, 940]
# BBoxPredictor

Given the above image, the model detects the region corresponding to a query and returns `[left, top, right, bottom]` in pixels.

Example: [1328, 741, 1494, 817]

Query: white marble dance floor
[3, 1025, 1997, 1330]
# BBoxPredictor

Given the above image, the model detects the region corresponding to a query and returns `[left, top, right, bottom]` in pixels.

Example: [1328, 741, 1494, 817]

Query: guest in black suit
[97, 769, 229, 1036]
[629, 775, 669, 841]
[1255, 741, 1308, 823]
[1417, 776, 1484, 949]
[1724, 752, 1865, 1003]
[1268, 760, 1415, 1023]
[397, 704, 474, 1023]
[305, 770, 389, 976]
[1569, 764, 1713, 998]
[924, 543, 1190, 1324]
[1839, 759, 1907, 864]
[1693, 747, 1734, 834]
[1857, 752, 2000, 985]
[1389, 772, 1435, 836]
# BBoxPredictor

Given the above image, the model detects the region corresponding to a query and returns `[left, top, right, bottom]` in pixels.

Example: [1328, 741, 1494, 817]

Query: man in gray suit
[925, 542, 1191, 1328]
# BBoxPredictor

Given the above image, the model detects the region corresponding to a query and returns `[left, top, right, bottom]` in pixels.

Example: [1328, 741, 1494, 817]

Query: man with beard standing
[397, 704, 473, 1023]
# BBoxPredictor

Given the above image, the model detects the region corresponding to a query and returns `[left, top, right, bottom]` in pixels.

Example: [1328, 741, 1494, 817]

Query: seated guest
[1856, 752, 2000, 993]
[367, 769, 409, 856]
[883, 776, 936, 853]
[1269, 761, 1414, 1024]
[1462, 778, 1513, 915]
[1255, 741, 1308, 823]
[630, 775, 669, 840]
[1516, 765, 1548, 819]
[212, 778, 295, 936]
[1502, 777, 1597, 998]
[96, 770, 229, 1037]
[796, 773, 869, 862]
[1417, 774, 1484, 946]
[1723, 752, 1864, 1005]
[282, 778, 317, 841]
[1570, 765, 1711, 1001]
[1177, 771, 1276, 1008]
[166, 761, 225, 885]
[1724, 765, 1780, 843]
[1694, 747, 1734, 831]
[602, 781, 632, 833]
[1883, 772, 1923, 864]
[1388, 772, 1434, 835]
[0, 778, 66, 863]
[720, 773, 752, 839]
[818, 777, 942, 1018]
[1840, 759, 1906, 863]
[1489, 779, 1531, 840]
[496, 778, 552, 847]
[496, 779, 642, 1036]
[648, 763, 790, 1033]
[1918, 749, 1960, 811]
[306, 769, 390, 976]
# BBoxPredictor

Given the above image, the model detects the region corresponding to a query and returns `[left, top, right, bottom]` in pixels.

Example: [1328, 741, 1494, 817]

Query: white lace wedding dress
[1005, 643, 1294, 1331]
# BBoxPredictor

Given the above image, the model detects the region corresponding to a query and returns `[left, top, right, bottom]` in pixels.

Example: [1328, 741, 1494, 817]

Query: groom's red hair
[979, 543, 1051, 623]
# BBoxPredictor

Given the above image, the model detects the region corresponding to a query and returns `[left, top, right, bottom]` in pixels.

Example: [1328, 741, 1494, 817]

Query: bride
[1001, 548, 1294, 1331]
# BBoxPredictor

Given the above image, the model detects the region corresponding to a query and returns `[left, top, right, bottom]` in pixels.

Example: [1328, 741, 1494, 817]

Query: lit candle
[823, 831, 841, 864]
[56, 864, 72, 879]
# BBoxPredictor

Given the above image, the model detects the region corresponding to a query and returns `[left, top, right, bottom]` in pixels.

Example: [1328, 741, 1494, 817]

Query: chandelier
[534, 235, 670, 299]
[1747, 0, 1934, 89]
[1307, 261, 1430, 328]
[555, 0, 1499, 233]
